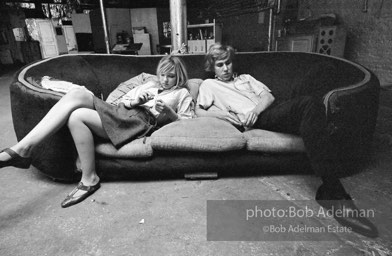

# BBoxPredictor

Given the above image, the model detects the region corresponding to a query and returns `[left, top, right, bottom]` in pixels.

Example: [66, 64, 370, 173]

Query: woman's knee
[67, 108, 107, 138]
[67, 108, 89, 128]
[64, 88, 94, 106]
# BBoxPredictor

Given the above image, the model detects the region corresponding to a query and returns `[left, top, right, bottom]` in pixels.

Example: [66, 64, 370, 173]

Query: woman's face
[214, 57, 233, 82]
[159, 67, 177, 90]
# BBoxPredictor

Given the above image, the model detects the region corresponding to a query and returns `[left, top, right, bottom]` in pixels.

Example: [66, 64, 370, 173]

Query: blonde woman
[0, 55, 193, 208]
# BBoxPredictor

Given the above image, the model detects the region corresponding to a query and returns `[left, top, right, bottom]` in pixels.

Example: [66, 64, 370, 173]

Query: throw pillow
[26, 76, 94, 95]
[105, 72, 157, 105]
[186, 78, 203, 102]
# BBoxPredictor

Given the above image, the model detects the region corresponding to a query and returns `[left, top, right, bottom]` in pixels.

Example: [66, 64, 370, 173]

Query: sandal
[0, 148, 31, 169]
[61, 181, 101, 208]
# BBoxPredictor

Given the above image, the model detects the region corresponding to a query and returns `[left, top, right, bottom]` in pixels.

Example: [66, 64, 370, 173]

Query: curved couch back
[21, 52, 368, 102]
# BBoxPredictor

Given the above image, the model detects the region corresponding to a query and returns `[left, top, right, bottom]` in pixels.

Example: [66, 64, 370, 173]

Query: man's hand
[243, 110, 259, 128]
[195, 105, 247, 128]
[195, 105, 243, 127]
[241, 91, 275, 128]
[219, 111, 243, 127]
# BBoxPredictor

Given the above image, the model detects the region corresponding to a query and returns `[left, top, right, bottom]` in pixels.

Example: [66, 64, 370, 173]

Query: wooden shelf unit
[187, 19, 222, 54]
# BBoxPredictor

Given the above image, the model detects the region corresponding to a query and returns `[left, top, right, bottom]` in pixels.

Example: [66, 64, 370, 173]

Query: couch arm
[324, 67, 380, 161]
[10, 80, 78, 181]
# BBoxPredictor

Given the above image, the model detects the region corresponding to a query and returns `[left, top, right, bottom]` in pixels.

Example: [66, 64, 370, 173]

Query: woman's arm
[155, 99, 178, 121]
[128, 91, 154, 107]
[154, 90, 193, 124]
[120, 81, 155, 108]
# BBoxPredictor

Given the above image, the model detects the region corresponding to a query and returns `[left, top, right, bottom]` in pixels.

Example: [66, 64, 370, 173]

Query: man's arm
[244, 90, 275, 128]
[195, 105, 243, 126]
[253, 90, 275, 115]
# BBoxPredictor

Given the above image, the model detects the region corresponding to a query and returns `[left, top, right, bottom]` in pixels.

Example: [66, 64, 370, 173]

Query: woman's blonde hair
[204, 43, 235, 72]
[156, 55, 188, 88]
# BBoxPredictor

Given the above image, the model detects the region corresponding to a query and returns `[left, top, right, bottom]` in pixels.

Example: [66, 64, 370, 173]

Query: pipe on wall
[170, 0, 187, 53]
[99, 0, 110, 54]
[267, 7, 274, 51]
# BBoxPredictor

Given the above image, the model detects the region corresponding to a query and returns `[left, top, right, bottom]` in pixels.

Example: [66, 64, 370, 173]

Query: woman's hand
[134, 91, 154, 106]
[155, 99, 178, 120]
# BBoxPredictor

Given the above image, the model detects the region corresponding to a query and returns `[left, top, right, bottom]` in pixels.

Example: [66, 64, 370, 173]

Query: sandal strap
[67, 182, 92, 198]
[76, 182, 100, 192]
[76, 182, 90, 191]
[1, 148, 25, 160]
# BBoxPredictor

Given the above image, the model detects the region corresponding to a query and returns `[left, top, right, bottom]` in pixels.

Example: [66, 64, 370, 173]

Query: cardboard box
[132, 27, 146, 34]
[188, 40, 206, 53]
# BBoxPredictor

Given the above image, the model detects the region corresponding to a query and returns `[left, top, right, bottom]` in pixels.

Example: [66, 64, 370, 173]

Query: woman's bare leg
[59, 108, 108, 206]
[0, 88, 94, 161]
[67, 108, 108, 188]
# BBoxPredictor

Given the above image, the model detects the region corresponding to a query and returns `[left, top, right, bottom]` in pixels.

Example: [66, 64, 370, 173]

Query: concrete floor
[0, 67, 391, 256]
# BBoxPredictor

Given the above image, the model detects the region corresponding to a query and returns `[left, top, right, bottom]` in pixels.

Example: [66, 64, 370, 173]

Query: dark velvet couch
[9, 52, 380, 181]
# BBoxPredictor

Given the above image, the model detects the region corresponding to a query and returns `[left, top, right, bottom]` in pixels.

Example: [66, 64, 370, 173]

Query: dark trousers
[253, 96, 337, 177]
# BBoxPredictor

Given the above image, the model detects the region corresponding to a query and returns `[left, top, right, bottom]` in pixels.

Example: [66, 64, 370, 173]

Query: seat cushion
[151, 117, 246, 152]
[95, 137, 153, 158]
[244, 129, 305, 153]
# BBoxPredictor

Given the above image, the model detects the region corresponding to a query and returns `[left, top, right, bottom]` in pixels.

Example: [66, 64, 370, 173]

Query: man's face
[214, 58, 233, 82]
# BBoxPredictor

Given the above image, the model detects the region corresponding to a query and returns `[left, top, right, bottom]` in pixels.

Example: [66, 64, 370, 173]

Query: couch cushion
[186, 78, 203, 102]
[244, 129, 305, 153]
[151, 117, 246, 152]
[95, 137, 153, 158]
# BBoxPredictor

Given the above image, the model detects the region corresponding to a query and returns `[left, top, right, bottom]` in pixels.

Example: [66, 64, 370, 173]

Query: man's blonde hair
[204, 43, 235, 72]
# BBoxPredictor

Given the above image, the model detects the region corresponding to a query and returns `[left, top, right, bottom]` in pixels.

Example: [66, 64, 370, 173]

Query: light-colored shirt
[121, 81, 194, 120]
[197, 74, 271, 123]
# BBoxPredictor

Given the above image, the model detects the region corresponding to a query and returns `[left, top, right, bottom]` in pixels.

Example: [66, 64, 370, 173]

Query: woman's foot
[0, 148, 31, 169]
[61, 179, 101, 208]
